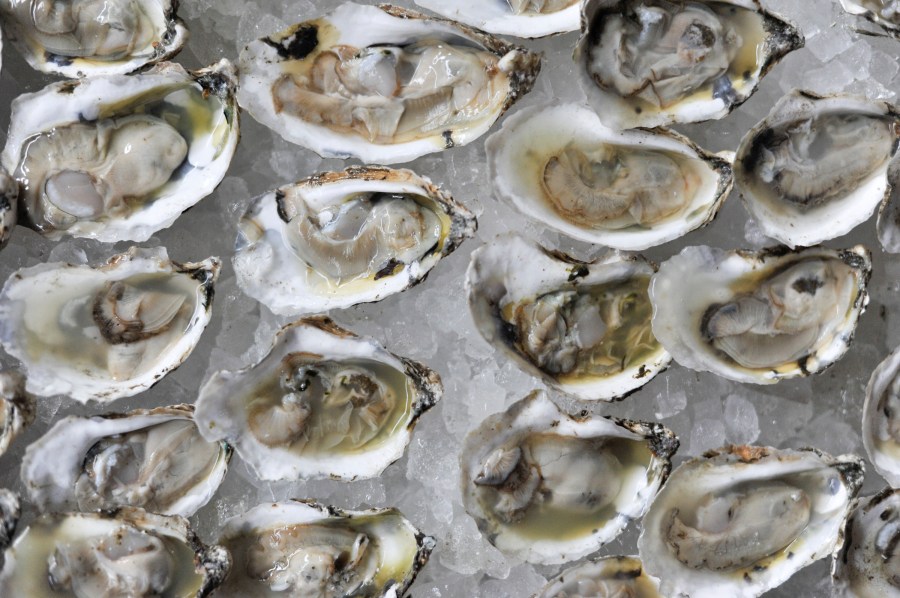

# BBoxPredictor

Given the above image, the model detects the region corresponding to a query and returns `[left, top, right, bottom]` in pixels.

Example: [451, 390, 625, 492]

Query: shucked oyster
[862, 345, 900, 487]
[414, 0, 581, 38]
[575, 0, 803, 129]
[0, 372, 34, 458]
[195, 317, 441, 481]
[833, 488, 900, 597]
[0, 247, 219, 403]
[237, 3, 541, 164]
[215, 500, 433, 597]
[2, 60, 239, 243]
[21, 404, 230, 517]
[0, 508, 230, 597]
[651, 245, 871, 384]
[0, 0, 188, 78]
[0, 168, 16, 251]
[840, 0, 900, 38]
[461, 390, 678, 564]
[467, 235, 670, 401]
[234, 166, 476, 315]
[487, 103, 733, 251]
[537, 555, 663, 598]
[639, 445, 863, 598]
[735, 90, 900, 248]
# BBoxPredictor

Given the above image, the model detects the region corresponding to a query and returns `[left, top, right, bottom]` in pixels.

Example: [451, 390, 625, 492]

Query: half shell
[0, 372, 34, 458]
[413, 0, 580, 38]
[536, 555, 662, 597]
[0, 168, 16, 251]
[863, 345, 900, 487]
[833, 488, 900, 597]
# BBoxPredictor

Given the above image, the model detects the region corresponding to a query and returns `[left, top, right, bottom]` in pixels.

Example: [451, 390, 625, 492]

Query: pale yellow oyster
[215, 500, 433, 597]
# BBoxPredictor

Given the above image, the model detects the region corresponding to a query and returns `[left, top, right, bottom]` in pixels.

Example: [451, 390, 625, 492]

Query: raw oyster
[467, 234, 670, 401]
[863, 345, 900, 487]
[2, 60, 239, 243]
[0, 246, 219, 403]
[0, 0, 188, 78]
[735, 90, 900, 247]
[651, 245, 871, 384]
[840, 0, 900, 38]
[537, 555, 662, 598]
[195, 317, 441, 481]
[234, 166, 476, 315]
[486, 103, 733, 250]
[575, 0, 803, 129]
[0, 490, 20, 551]
[0, 372, 34, 458]
[414, 0, 580, 38]
[0, 508, 230, 597]
[0, 168, 16, 251]
[215, 500, 433, 597]
[21, 404, 230, 517]
[833, 488, 900, 597]
[878, 160, 900, 253]
[639, 445, 864, 598]
[461, 390, 678, 564]
[237, 3, 541, 164]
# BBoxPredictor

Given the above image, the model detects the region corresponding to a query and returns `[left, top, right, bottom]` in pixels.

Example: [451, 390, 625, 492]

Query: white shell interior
[413, 0, 580, 37]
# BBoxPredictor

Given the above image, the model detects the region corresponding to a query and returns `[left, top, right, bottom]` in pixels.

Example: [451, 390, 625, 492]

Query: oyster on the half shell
[862, 345, 900, 487]
[536, 555, 663, 597]
[833, 488, 900, 597]
[414, 0, 581, 38]
[0, 372, 34, 458]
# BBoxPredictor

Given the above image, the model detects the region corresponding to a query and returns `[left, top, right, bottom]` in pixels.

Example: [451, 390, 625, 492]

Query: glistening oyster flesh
[2, 60, 239, 243]
[414, 0, 581, 38]
[650, 245, 871, 384]
[536, 555, 663, 597]
[0, 246, 219, 403]
[639, 445, 864, 598]
[215, 500, 433, 597]
[467, 234, 670, 401]
[21, 404, 230, 517]
[237, 2, 541, 164]
[0, 0, 188, 77]
[0, 508, 230, 597]
[234, 166, 476, 315]
[486, 103, 734, 251]
[833, 488, 900, 597]
[735, 90, 900, 247]
[0, 372, 34, 458]
[195, 317, 441, 481]
[575, 0, 803, 129]
[460, 390, 678, 564]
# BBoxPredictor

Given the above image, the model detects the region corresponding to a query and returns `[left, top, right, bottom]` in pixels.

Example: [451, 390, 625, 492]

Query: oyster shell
[639, 445, 864, 598]
[536, 555, 662, 598]
[735, 90, 900, 248]
[234, 166, 476, 315]
[0, 168, 16, 251]
[467, 235, 670, 401]
[413, 0, 581, 38]
[237, 3, 541, 164]
[2, 60, 239, 243]
[0, 246, 220, 403]
[0, 508, 230, 597]
[575, 0, 803, 129]
[461, 390, 678, 564]
[195, 317, 441, 481]
[21, 404, 230, 517]
[486, 103, 733, 250]
[877, 160, 900, 253]
[0, 490, 20, 552]
[863, 345, 900, 487]
[215, 500, 433, 597]
[833, 488, 900, 597]
[651, 245, 871, 384]
[0, 0, 188, 78]
[0, 372, 35, 458]
[840, 0, 900, 38]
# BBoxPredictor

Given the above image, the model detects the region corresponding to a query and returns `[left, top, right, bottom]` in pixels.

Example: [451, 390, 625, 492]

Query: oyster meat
[237, 3, 541, 163]
[0, 372, 34, 458]
[0, 0, 188, 77]
[21, 404, 230, 517]
[414, 0, 581, 38]
[735, 90, 900, 247]
[639, 445, 864, 598]
[537, 555, 662, 598]
[833, 488, 900, 597]
[0, 247, 219, 403]
[2, 60, 239, 243]
[651, 245, 871, 384]
[840, 0, 900, 37]
[487, 103, 733, 250]
[575, 0, 803, 129]
[234, 166, 476, 315]
[215, 500, 433, 597]
[863, 345, 900, 487]
[461, 390, 678, 564]
[0, 168, 15, 251]
[0, 508, 230, 597]
[195, 317, 441, 481]
[467, 235, 670, 401]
